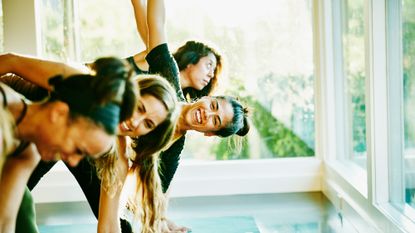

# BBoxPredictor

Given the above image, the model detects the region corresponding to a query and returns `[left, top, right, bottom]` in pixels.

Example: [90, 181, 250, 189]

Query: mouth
[120, 122, 132, 132]
[195, 109, 202, 124]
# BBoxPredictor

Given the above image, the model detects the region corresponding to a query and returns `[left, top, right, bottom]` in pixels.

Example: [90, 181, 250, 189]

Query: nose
[208, 69, 214, 78]
[130, 114, 145, 129]
[205, 110, 216, 120]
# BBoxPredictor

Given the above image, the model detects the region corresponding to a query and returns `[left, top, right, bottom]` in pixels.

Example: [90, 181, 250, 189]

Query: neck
[15, 104, 40, 142]
[179, 70, 191, 89]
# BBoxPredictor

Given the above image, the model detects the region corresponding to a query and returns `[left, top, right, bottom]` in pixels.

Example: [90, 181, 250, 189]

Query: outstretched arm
[131, 0, 149, 50]
[97, 137, 129, 233]
[0, 53, 87, 91]
[147, 0, 167, 51]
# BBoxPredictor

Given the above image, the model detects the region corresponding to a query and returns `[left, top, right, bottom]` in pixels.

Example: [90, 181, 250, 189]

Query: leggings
[21, 159, 133, 232]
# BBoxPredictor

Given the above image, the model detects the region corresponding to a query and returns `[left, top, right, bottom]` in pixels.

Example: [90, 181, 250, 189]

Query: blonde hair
[128, 155, 167, 233]
[0, 107, 15, 175]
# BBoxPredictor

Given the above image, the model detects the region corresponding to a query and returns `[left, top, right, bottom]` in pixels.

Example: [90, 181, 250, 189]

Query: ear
[49, 101, 70, 124]
[204, 132, 215, 137]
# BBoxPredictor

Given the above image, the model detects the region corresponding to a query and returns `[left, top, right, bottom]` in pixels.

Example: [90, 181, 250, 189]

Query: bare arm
[131, 0, 149, 50]
[147, 0, 167, 51]
[0, 53, 87, 91]
[0, 144, 40, 233]
[97, 137, 129, 233]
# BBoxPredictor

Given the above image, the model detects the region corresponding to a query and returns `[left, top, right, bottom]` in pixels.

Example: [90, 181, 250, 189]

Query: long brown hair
[173, 40, 224, 101]
[130, 75, 178, 232]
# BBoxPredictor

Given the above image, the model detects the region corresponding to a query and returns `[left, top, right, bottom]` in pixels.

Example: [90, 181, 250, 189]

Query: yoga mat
[38, 223, 96, 233]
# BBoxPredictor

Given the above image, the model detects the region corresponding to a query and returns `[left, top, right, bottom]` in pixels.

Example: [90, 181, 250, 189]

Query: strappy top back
[0, 84, 30, 156]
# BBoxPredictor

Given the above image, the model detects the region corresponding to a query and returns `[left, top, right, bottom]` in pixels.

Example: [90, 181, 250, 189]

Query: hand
[161, 218, 191, 233]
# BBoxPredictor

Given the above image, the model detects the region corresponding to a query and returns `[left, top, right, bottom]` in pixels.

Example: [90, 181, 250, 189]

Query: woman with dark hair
[0, 52, 179, 232]
[127, 2, 223, 102]
[0, 56, 136, 233]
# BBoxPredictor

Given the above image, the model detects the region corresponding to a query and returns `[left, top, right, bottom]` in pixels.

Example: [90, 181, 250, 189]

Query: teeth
[123, 122, 130, 131]
[196, 110, 201, 124]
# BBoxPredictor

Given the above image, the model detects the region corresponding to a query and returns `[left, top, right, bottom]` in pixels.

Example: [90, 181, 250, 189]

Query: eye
[144, 119, 155, 129]
[75, 148, 84, 156]
[214, 116, 221, 127]
[137, 101, 145, 113]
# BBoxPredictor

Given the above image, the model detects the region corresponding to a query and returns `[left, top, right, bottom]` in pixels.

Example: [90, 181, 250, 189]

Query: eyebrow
[138, 100, 147, 113]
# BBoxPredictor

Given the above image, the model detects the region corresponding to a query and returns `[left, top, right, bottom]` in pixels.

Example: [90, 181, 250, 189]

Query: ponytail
[48, 57, 137, 134]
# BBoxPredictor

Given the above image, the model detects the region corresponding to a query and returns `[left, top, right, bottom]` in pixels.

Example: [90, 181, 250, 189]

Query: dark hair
[214, 96, 250, 137]
[48, 57, 137, 134]
[173, 40, 223, 100]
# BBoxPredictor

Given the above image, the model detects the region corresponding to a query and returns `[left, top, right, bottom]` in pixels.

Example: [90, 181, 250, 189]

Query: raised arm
[147, 0, 167, 51]
[0, 53, 87, 91]
[131, 0, 149, 50]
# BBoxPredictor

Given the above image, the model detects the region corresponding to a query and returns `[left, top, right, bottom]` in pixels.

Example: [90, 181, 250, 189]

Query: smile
[121, 122, 131, 131]
[195, 109, 202, 124]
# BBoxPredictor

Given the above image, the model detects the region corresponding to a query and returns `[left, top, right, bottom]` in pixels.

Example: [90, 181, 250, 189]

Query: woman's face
[118, 94, 168, 137]
[185, 53, 217, 90]
[35, 106, 114, 167]
[182, 97, 234, 135]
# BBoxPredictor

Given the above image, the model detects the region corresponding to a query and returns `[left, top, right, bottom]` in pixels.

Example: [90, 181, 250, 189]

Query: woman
[117, 0, 250, 232]
[0, 56, 137, 233]
[0, 53, 179, 233]
[129, 0, 249, 189]
[128, 40, 223, 101]
[127, 0, 223, 101]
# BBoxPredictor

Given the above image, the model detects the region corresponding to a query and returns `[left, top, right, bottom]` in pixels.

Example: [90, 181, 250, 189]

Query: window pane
[167, 0, 315, 160]
[40, 0, 316, 161]
[39, 0, 65, 60]
[78, 0, 139, 61]
[342, 0, 367, 168]
[403, 0, 415, 208]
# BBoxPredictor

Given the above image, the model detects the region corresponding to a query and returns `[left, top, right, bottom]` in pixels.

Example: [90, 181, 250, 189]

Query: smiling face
[118, 94, 168, 137]
[182, 97, 234, 135]
[35, 102, 114, 167]
[185, 53, 217, 90]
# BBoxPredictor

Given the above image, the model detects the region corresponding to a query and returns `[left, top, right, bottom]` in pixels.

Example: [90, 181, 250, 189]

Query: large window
[403, 0, 415, 209]
[340, 0, 367, 168]
[39, 0, 316, 161]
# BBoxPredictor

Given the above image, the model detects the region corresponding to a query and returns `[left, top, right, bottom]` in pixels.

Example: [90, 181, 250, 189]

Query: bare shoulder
[0, 82, 24, 106]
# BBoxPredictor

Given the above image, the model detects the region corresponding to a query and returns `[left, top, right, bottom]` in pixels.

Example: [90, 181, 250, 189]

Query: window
[403, 0, 415, 209]
[167, 0, 316, 160]
[340, 0, 367, 168]
[39, 0, 316, 161]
